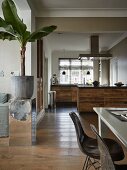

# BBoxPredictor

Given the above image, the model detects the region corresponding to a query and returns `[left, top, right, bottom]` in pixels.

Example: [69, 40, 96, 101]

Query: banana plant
[0, 0, 57, 76]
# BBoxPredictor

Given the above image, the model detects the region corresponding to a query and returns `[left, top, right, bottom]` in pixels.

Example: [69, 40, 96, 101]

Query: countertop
[51, 84, 127, 88]
[77, 85, 127, 88]
[51, 84, 77, 87]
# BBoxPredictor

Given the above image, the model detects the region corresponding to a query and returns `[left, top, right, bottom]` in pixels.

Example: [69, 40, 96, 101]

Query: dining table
[93, 107, 127, 148]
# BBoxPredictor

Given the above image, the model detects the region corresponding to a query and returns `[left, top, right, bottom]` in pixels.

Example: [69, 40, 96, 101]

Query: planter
[11, 76, 34, 99]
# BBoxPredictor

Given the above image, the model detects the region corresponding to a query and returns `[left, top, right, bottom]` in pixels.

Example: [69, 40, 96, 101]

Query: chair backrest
[69, 112, 89, 154]
[90, 124, 115, 170]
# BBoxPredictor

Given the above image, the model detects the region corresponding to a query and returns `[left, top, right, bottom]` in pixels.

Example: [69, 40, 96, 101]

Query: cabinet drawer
[79, 102, 104, 112]
[79, 89, 104, 97]
[104, 89, 127, 98]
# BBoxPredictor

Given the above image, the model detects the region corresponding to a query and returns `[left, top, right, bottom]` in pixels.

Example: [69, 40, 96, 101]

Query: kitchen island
[77, 85, 127, 113]
[51, 84, 127, 112]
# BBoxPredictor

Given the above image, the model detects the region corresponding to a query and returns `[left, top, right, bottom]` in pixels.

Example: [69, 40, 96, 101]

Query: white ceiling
[28, 0, 127, 10]
[27, 0, 127, 17]
[45, 32, 124, 52]
[1, 0, 127, 52]
[26, 0, 127, 51]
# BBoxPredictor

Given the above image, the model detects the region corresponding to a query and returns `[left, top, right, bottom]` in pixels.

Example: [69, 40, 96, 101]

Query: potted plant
[0, 0, 57, 99]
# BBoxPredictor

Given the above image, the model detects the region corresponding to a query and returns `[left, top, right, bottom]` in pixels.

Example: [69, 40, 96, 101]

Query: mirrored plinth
[9, 98, 36, 146]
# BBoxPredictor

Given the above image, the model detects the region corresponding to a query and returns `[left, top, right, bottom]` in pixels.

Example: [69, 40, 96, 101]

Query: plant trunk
[20, 47, 26, 76]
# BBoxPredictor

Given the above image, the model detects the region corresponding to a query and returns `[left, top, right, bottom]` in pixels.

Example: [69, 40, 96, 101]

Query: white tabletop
[93, 107, 127, 148]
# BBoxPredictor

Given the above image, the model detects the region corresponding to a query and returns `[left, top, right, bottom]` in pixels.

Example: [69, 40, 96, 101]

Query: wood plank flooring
[0, 106, 126, 169]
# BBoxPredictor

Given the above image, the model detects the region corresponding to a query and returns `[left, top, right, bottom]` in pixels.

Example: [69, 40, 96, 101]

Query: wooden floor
[0, 106, 127, 169]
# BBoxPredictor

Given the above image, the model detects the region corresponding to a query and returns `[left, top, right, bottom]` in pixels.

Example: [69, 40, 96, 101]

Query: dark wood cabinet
[51, 85, 77, 104]
[77, 88, 104, 112]
[77, 87, 127, 113]
[37, 40, 43, 112]
[104, 89, 127, 107]
[52, 85, 127, 112]
[72, 87, 77, 102]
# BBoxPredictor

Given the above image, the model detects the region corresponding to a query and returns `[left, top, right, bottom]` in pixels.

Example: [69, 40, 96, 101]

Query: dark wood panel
[104, 89, 127, 97]
[72, 87, 77, 102]
[78, 87, 127, 112]
[79, 89, 104, 97]
[79, 102, 104, 112]
[51, 85, 77, 103]
[37, 40, 43, 112]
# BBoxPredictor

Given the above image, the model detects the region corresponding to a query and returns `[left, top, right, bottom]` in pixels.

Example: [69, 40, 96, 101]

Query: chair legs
[82, 156, 89, 170]
[82, 156, 100, 170]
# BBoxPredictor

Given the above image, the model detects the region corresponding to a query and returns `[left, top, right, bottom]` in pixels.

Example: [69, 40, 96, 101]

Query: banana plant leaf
[0, 31, 16, 40]
[2, 0, 27, 36]
[28, 25, 57, 42]
[0, 0, 57, 76]
[0, 17, 15, 34]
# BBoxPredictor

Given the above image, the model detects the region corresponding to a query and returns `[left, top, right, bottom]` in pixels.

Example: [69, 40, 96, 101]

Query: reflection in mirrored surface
[9, 99, 31, 121]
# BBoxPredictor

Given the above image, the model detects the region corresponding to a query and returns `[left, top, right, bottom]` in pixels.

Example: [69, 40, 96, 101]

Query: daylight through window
[59, 58, 93, 84]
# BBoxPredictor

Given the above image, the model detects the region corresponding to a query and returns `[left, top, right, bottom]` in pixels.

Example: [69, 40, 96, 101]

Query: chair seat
[82, 137, 124, 161]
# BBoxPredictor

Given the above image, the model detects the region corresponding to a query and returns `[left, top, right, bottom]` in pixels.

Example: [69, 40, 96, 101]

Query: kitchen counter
[77, 85, 127, 88]
[52, 84, 127, 88]
[51, 84, 127, 111]
[77, 86, 127, 113]
[51, 84, 77, 87]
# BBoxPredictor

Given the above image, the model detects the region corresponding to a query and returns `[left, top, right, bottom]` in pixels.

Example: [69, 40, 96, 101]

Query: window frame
[59, 58, 93, 84]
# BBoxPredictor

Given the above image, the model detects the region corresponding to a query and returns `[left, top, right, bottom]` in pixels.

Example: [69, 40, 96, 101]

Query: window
[59, 58, 93, 84]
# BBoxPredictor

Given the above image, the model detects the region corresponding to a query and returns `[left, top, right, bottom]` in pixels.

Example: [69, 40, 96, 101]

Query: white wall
[43, 37, 52, 108]
[117, 57, 127, 84]
[101, 60, 109, 85]
[0, 3, 32, 94]
[93, 60, 99, 82]
[110, 38, 127, 85]
[0, 40, 19, 93]
[110, 56, 127, 85]
[110, 57, 118, 85]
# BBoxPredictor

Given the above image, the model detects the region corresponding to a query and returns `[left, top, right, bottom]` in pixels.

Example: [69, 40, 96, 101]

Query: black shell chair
[90, 124, 127, 170]
[69, 112, 124, 170]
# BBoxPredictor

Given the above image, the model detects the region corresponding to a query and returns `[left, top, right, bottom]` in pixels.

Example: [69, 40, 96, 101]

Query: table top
[93, 107, 127, 148]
